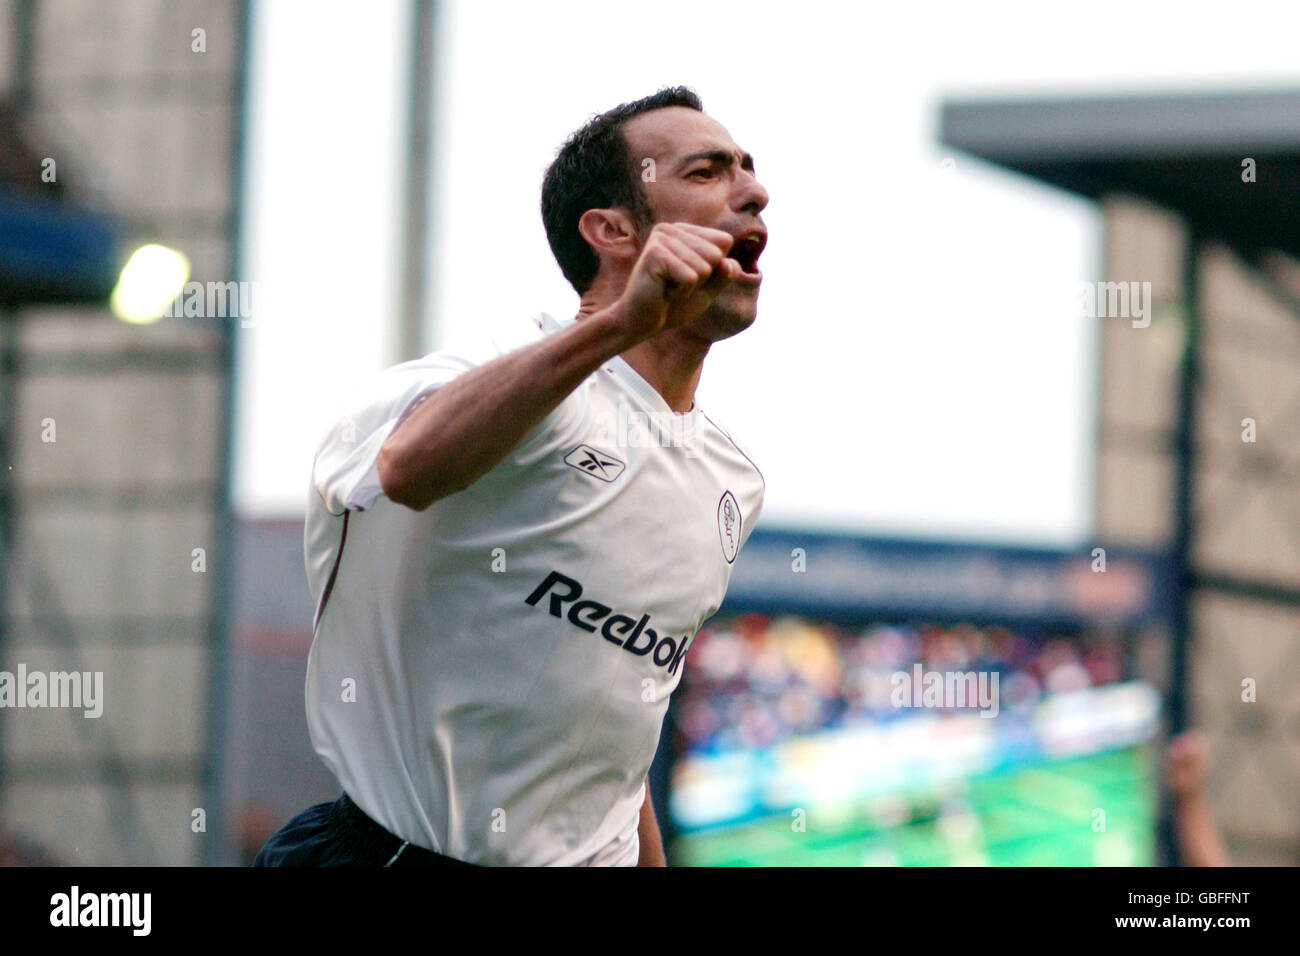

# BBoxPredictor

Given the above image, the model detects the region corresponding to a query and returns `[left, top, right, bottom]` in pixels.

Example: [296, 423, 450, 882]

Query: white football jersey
[302, 312, 764, 865]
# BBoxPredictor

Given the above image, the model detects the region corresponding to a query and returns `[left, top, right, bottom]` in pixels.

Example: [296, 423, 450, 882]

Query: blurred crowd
[671, 612, 1229, 865]
[674, 614, 1129, 754]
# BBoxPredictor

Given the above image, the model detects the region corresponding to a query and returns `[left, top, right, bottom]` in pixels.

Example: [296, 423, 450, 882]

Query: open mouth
[729, 232, 765, 277]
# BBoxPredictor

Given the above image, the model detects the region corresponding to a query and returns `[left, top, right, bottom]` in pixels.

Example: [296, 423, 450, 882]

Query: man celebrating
[255, 86, 768, 867]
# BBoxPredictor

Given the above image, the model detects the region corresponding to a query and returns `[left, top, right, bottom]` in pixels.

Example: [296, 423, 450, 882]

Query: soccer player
[254, 86, 768, 867]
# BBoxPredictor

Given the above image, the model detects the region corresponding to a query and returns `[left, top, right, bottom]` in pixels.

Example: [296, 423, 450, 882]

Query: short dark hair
[541, 86, 704, 294]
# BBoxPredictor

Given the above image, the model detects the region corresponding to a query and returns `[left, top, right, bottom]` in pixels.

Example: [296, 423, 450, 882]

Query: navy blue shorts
[252, 792, 475, 867]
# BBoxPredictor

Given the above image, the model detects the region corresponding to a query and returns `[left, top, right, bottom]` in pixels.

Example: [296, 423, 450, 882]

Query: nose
[735, 168, 769, 216]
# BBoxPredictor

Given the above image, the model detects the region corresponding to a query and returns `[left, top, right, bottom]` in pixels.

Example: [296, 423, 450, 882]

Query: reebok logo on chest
[524, 570, 693, 675]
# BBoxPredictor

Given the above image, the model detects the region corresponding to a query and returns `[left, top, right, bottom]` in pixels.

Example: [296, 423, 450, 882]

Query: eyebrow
[676, 148, 755, 174]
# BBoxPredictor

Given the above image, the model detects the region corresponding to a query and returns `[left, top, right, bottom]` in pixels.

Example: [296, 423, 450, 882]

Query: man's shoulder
[481, 310, 566, 357]
[379, 311, 558, 381]
[348, 312, 558, 414]
[699, 409, 763, 478]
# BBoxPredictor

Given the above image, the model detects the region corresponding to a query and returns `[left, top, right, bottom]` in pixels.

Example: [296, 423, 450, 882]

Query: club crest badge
[717, 490, 741, 564]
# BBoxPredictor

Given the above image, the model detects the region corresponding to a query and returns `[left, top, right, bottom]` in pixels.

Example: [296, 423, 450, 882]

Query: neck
[576, 295, 709, 413]
[621, 330, 709, 413]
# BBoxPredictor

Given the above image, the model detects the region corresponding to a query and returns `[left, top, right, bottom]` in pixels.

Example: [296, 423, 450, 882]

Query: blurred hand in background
[1165, 730, 1230, 867]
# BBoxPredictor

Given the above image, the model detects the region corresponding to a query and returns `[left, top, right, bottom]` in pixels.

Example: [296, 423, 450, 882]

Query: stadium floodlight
[110, 243, 191, 324]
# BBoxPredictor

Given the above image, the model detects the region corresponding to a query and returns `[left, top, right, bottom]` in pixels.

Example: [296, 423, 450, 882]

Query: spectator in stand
[1164, 729, 1230, 866]
[0, 827, 57, 866]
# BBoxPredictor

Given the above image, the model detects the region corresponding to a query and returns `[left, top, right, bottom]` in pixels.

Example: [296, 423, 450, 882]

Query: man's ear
[577, 207, 641, 267]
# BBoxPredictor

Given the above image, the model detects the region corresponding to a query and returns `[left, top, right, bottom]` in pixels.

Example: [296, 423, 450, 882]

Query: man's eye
[690, 168, 713, 178]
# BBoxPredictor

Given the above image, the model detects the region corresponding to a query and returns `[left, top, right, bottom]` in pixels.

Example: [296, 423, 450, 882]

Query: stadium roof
[939, 88, 1300, 261]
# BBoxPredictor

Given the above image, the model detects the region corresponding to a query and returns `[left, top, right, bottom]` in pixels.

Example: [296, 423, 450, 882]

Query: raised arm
[377, 223, 740, 511]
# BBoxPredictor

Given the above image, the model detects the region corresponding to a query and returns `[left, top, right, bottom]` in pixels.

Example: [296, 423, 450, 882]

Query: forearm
[636, 777, 667, 867]
[1174, 793, 1230, 867]
[378, 307, 638, 510]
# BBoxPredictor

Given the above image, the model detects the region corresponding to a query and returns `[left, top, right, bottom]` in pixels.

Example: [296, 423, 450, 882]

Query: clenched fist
[611, 222, 746, 342]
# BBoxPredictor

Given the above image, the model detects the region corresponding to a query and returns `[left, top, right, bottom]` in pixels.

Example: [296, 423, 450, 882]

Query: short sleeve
[311, 352, 478, 514]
